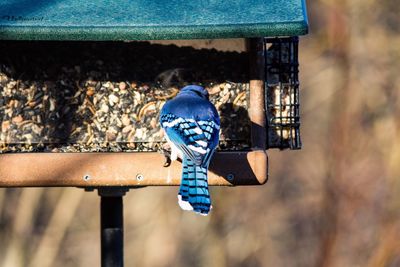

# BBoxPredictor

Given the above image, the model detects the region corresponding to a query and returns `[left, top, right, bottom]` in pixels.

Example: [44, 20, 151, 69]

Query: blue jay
[160, 85, 220, 215]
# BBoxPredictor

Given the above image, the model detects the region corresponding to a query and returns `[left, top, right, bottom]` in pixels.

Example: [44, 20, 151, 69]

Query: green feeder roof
[0, 0, 308, 40]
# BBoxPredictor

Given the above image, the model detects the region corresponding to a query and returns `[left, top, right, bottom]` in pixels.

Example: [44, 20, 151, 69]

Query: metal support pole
[98, 187, 129, 267]
[101, 196, 123, 267]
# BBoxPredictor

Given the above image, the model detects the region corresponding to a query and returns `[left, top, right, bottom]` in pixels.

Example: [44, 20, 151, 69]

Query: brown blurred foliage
[1, 0, 400, 266]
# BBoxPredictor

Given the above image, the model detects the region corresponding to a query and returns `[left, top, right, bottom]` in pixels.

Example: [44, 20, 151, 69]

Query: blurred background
[1, 0, 400, 266]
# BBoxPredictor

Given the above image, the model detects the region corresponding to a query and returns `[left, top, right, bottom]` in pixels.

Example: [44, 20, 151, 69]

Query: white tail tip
[178, 195, 193, 211]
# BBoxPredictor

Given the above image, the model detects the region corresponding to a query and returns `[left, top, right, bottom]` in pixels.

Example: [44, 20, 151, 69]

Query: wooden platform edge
[0, 151, 268, 187]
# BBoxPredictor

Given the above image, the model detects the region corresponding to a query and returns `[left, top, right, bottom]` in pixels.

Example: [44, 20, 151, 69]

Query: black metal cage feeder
[264, 37, 301, 150]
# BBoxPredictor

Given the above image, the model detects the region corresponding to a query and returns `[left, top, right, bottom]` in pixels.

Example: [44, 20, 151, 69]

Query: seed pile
[0, 41, 251, 153]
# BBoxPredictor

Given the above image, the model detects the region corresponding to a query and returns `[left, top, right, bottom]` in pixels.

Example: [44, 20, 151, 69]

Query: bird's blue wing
[160, 114, 219, 166]
[197, 120, 220, 167]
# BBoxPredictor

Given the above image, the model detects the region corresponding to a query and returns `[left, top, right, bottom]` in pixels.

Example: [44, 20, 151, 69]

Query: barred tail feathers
[178, 157, 211, 215]
[178, 158, 193, 211]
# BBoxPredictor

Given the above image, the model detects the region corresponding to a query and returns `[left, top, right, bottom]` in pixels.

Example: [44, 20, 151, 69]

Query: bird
[160, 85, 220, 215]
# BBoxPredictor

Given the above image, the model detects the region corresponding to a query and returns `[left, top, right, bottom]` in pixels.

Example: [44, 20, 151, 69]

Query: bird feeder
[265, 37, 302, 150]
[0, 0, 308, 265]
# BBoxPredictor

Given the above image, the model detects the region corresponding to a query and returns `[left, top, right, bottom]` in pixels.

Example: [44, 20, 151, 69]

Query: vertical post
[100, 195, 124, 267]
[247, 38, 266, 151]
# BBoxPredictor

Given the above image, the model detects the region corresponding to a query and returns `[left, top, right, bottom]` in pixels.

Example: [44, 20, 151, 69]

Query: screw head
[136, 174, 144, 181]
[227, 174, 234, 181]
[83, 174, 91, 181]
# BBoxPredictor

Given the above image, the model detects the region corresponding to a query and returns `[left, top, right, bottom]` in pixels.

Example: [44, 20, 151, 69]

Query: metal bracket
[97, 187, 130, 197]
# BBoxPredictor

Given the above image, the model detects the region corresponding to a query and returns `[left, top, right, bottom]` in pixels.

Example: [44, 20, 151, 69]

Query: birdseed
[0, 41, 251, 153]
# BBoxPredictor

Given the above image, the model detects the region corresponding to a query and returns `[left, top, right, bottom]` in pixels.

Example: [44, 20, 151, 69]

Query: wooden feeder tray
[0, 40, 268, 187]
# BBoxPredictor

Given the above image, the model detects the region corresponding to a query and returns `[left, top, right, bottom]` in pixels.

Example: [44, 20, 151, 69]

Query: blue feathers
[160, 85, 220, 215]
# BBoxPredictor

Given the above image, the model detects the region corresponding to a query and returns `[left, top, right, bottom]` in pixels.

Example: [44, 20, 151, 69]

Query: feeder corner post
[247, 37, 267, 151]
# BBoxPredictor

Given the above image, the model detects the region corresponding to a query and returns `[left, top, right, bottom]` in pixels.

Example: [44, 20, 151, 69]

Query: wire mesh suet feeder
[264, 37, 301, 150]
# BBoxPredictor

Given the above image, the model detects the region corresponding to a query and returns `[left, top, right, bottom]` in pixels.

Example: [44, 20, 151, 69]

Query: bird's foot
[163, 154, 172, 167]
[160, 144, 172, 167]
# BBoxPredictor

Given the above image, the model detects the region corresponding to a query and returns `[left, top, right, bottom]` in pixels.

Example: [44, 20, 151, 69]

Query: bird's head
[179, 85, 209, 100]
